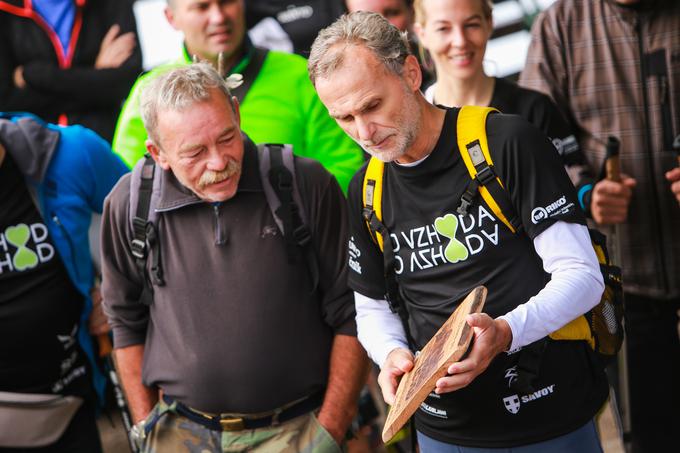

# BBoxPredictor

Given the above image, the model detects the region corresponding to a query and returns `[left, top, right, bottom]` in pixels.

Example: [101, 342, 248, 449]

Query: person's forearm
[114, 344, 158, 424]
[499, 221, 604, 350]
[355, 292, 409, 367]
[318, 334, 369, 444]
[22, 63, 140, 107]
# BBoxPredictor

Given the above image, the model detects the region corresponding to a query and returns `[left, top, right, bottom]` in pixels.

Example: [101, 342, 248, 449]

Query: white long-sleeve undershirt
[354, 220, 604, 368]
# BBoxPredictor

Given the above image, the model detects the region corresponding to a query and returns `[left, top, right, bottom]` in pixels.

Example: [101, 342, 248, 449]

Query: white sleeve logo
[531, 196, 574, 224]
[348, 237, 362, 274]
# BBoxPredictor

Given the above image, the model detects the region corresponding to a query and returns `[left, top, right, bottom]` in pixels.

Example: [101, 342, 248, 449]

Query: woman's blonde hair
[413, 0, 493, 25]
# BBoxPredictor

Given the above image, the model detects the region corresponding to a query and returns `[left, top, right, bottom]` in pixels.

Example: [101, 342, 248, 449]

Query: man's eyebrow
[217, 126, 237, 138]
[330, 98, 379, 119]
[178, 143, 203, 155]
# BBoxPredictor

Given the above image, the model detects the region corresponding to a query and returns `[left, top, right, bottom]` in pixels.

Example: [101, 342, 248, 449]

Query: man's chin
[198, 190, 236, 203]
[364, 146, 403, 163]
[196, 179, 239, 202]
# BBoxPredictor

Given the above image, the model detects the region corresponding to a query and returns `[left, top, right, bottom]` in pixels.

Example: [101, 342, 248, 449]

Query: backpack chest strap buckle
[131, 239, 147, 260]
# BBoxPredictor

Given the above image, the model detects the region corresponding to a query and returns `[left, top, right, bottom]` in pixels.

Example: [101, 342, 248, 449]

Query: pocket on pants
[310, 412, 343, 453]
[141, 401, 221, 453]
[137, 400, 173, 451]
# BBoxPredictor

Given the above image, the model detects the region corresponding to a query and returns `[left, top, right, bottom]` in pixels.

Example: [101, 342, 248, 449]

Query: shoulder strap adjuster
[275, 172, 293, 192]
[130, 239, 146, 260]
[475, 165, 496, 186]
[293, 224, 312, 247]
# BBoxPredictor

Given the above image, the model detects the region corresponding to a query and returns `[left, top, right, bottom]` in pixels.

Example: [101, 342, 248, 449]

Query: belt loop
[271, 407, 283, 427]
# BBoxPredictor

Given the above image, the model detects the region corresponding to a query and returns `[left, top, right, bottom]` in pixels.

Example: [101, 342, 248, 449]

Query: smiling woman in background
[413, 0, 580, 163]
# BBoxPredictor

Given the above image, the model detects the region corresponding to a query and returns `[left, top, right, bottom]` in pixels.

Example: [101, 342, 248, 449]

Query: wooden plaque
[381, 286, 487, 443]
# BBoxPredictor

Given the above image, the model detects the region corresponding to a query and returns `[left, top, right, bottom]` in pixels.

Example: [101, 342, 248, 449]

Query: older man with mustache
[101, 63, 367, 452]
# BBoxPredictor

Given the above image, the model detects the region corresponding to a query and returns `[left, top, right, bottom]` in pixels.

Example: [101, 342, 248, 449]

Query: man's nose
[208, 3, 227, 24]
[206, 149, 229, 170]
[355, 117, 374, 143]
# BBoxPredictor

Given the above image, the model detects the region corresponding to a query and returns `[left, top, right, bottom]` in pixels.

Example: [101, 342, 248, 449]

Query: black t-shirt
[490, 77, 584, 167]
[0, 154, 89, 396]
[347, 109, 608, 447]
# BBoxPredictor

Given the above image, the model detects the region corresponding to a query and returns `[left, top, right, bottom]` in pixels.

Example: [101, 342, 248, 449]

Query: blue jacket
[0, 112, 129, 403]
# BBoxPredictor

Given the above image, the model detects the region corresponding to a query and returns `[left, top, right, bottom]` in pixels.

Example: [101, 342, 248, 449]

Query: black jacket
[0, 0, 142, 141]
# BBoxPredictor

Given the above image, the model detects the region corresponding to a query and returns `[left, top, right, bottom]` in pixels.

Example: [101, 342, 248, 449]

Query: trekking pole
[605, 137, 632, 451]
[98, 335, 140, 453]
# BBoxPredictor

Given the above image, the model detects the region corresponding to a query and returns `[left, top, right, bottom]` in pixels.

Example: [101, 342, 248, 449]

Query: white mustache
[360, 135, 389, 148]
[198, 159, 240, 189]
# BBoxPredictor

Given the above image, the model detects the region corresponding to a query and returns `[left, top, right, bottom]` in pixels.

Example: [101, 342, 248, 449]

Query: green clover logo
[5, 224, 38, 271]
[434, 214, 469, 263]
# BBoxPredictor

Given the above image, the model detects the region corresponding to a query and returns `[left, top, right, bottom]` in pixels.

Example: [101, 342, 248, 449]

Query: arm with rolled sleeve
[306, 165, 368, 444]
[100, 177, 157, 422]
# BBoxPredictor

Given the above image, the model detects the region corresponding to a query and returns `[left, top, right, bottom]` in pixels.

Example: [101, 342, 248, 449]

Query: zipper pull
[213, 204, 227, 245]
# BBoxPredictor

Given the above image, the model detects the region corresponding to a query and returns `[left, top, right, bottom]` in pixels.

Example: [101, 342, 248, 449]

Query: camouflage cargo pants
[139, 398, 343, 453]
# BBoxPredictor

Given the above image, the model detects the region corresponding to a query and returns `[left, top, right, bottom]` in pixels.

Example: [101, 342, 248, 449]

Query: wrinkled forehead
[315, 48, 401, 117]
[318, 43, 392, 85]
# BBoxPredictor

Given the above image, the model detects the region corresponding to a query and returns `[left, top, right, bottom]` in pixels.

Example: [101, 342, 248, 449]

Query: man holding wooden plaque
[309, 11, 610, 452]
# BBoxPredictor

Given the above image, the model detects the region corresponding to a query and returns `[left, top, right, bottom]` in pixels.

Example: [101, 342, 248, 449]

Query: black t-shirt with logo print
[347, 108, 608, 447]
[490, 78, 583, 166]
[0, 154, 89, 396]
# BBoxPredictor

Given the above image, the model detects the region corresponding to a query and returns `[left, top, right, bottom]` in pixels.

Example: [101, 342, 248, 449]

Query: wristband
[577, 183, 593, 211]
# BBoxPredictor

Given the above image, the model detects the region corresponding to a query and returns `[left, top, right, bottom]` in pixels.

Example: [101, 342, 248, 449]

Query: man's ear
[146, 139, 170, 170]
[0, 142, 5, 167]
[403, 54, 423, 92]
[164, 5, 179, 31]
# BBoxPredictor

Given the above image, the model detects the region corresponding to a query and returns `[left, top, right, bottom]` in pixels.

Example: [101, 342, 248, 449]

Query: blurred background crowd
[1, 0, 678, 452]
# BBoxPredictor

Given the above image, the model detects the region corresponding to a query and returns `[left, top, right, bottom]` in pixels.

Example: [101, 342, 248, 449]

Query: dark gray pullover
[101, 141, 356, 413]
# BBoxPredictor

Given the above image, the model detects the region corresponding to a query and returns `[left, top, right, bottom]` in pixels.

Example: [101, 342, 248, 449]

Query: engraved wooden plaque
[381, 286, 487, 443]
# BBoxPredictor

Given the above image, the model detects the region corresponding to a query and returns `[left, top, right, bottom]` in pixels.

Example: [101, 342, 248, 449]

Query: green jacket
[112, 47, 363, 192]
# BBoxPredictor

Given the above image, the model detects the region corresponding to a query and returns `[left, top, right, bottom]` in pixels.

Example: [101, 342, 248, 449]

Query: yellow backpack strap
[362, 157, 386, 252]
[456, 105, 518, 234]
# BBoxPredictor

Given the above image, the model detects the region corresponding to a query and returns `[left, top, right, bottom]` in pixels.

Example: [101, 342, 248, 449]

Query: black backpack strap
[259, 144, 319, 293]
[459, 139, 522, 232]
[456, 179, 479, 216]
[383, 232, 417, 350]
[230, 47, 269, 103]
[129, 155, 164, 306]
[361, 204, 417, 350]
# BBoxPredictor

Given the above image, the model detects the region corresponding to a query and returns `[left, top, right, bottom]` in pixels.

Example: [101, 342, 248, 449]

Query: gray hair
[140, 62, 233, 145]
[308, 11, 411, 86]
